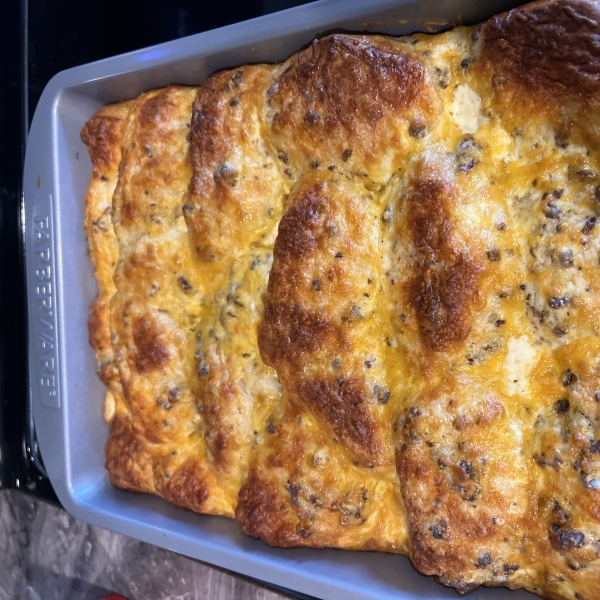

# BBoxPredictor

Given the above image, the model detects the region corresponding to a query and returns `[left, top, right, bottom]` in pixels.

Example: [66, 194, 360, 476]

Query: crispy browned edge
[476, 0, 600, 145]
[479, 0, 600, 100]
[81, 103, 128, 371]
[82, 101, 158, 495]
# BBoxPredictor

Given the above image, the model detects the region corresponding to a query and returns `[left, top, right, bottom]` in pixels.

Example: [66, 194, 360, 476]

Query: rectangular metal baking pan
[24, 1, 534, 598]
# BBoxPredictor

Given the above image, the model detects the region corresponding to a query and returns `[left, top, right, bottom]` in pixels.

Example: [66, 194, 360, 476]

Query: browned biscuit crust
[83, 3, 600, 599]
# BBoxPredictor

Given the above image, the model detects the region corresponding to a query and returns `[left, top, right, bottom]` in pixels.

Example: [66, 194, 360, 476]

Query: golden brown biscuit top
[82, 2, 600, 599]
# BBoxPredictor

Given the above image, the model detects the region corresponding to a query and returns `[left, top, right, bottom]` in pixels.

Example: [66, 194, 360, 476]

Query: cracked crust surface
[83, 3, 600, 599]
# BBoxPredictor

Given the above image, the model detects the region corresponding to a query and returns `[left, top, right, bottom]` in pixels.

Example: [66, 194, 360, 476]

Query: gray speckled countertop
[0, 489, 289, 600]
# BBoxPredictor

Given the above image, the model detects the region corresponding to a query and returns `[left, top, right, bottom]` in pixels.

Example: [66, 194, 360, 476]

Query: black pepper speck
[487, 247, 501, 261]
[582, 217, 596, 234]
[477, 553, 492, 568]
[562, 369, 575, 387]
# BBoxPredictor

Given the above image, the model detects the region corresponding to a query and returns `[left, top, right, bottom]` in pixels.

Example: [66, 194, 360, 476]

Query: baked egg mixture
[82, 1, 600, 598]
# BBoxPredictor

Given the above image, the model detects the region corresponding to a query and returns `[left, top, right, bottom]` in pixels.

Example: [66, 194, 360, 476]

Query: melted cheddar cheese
[82, 2, 600, 598]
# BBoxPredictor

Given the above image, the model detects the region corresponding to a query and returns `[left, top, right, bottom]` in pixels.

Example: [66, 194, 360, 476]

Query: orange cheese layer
[82, 2, 600, 599]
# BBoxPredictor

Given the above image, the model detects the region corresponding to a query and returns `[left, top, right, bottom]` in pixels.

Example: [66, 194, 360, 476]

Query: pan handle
[26, 191, 62, 411]
[23, 74, 72, 507]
